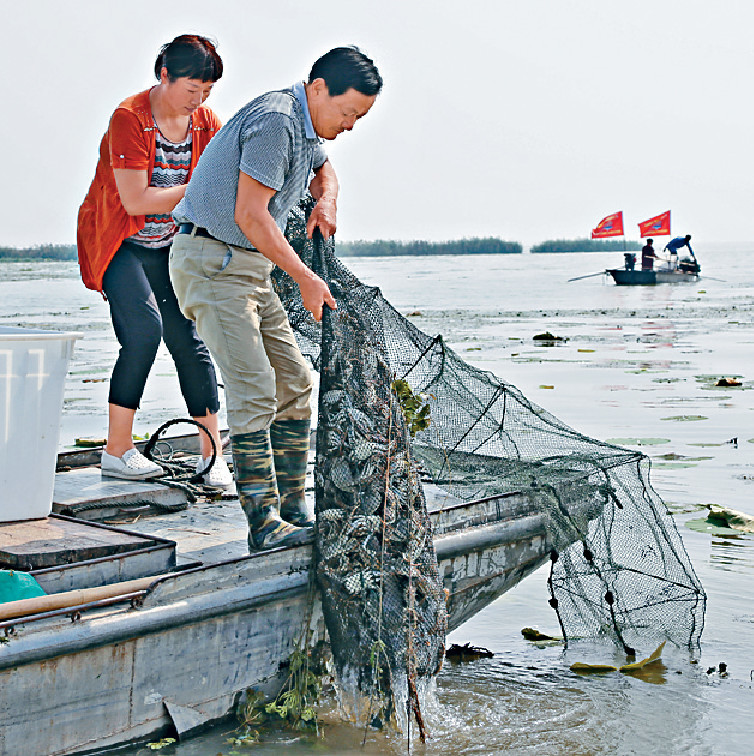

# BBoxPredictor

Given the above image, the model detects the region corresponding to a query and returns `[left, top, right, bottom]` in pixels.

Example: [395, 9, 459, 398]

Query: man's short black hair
[309, 46, 383, 97]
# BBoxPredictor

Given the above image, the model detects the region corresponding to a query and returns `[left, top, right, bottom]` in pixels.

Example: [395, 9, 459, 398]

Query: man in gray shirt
[170, 47, 382, 551]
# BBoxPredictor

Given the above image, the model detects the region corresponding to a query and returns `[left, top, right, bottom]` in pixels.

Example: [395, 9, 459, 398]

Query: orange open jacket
[77, 88, 221, 292]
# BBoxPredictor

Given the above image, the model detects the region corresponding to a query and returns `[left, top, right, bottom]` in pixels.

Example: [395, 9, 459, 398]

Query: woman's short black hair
[308, 46, 382, 97]
[154, 34, 223, 83]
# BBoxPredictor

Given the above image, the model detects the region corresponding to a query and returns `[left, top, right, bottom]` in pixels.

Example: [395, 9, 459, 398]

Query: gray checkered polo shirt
[173, 82, 328, 249]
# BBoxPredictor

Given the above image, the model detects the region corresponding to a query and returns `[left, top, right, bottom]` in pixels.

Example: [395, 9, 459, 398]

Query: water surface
[2, 248, 752, 754]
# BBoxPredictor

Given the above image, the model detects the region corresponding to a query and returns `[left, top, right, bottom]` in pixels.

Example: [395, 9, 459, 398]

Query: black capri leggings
[102, 240, 219, 417]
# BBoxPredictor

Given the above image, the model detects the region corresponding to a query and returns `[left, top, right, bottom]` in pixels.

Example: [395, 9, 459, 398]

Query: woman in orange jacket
[77, 34, 231, 486]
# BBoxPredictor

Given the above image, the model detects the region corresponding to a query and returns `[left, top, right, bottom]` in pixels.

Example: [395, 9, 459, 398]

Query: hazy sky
[3, 1, 753, 248]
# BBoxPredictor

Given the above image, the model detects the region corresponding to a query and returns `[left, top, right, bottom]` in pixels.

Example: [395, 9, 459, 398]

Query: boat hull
[0, 488, 553, 755]
[607, 268, 700, 285]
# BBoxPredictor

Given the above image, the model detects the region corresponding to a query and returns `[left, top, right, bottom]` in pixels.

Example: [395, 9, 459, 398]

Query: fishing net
[274, 197, 706, 725]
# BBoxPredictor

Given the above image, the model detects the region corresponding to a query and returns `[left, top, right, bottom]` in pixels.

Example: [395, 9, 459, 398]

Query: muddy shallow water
[1, 247, 752, 755]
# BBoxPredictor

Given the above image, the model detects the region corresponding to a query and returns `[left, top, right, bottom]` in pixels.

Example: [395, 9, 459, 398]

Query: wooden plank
[0, 518, 146, 551]
[52, 467, 187, 518]
[126, 498, 250, 565]
[0, 515, 166, 569]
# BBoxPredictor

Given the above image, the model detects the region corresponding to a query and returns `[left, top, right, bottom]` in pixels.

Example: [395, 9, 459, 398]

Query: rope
[142, 418, 226, 501]
[405, 437, 427, 745]
[363, 404, 393, 746]
[58, 497, 188, 516]
[63, 418, 226, 515]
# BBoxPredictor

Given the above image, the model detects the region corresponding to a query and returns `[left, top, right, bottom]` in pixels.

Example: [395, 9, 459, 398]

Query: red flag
[591, 211, 624, 239]
[638, 210, 671, 237]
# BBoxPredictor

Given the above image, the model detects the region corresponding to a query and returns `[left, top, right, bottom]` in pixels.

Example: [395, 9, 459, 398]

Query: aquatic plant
[231, 689, 264, 745]
[264, 646, 324, 729]
[230, 643, 328, 747]
[390, 378, 432, 437]
[145, 738, 176, 750]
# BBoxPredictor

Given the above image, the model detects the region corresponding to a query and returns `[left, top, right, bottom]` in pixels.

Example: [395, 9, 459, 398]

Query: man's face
[307, 79, 376, 140]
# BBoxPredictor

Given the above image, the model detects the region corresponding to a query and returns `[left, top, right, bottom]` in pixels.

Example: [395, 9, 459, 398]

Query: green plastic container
[0, 569, 46, 604]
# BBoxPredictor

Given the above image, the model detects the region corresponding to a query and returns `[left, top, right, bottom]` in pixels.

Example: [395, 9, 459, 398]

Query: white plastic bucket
[0, 327, 82, 522]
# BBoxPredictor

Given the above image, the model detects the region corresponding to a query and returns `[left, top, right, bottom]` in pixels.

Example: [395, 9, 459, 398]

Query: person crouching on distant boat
[663, 234, 694, 267]
[76, 35, 232, 487]
[641, 238, 661, 270]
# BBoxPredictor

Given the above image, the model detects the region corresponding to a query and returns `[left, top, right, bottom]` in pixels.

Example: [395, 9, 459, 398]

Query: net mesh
[274, 198, 706, 722]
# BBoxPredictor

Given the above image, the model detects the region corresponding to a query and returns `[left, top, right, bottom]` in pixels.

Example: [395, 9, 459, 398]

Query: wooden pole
[0, 575, 163, 621]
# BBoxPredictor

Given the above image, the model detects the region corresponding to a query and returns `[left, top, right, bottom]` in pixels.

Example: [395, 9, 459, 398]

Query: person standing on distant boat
[169, 47, 382, 550]
[77, 35, 232, 488]
[641, 238, 661, 270]
[664, 234, 695, 266]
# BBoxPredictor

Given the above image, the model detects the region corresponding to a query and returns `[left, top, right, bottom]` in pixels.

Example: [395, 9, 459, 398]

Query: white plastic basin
[0, 327, 82, 521]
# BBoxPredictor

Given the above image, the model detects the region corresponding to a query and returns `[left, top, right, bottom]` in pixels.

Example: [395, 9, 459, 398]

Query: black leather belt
[178, 223, 215, 240]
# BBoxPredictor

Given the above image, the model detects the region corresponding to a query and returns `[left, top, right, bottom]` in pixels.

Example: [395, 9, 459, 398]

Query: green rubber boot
[270, 418, 315, 528]
[231, 430, 312, 551]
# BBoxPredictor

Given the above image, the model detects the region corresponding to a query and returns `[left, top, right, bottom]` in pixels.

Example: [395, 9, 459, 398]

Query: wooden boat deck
[48, 453, 474, 569]
[0, 440, 614, 754]
[53, 460, 243, 563]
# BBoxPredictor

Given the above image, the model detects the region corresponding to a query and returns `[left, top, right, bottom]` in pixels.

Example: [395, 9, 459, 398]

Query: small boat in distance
[607, 253, 701, 285]
[584, 209, 701, 285]
[568, 255, 702, 285]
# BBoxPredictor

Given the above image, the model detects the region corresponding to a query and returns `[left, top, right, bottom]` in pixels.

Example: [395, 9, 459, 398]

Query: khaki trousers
[169, 232, 312, 434]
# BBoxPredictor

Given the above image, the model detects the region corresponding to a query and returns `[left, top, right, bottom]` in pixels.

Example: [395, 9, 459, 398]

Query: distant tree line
[1, 237, 644, 260]
[336, 237, 522, 256]
[530, 238, 642, 254]
[0, 244, 77, 261]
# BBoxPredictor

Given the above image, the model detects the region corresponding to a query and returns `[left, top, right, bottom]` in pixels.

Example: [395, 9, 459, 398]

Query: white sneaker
[196, 455, 234, 489]
[101, 448, 164, 480]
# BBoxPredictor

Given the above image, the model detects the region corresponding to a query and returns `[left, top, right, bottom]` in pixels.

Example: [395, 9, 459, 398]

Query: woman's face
[160, 68, 214, 115]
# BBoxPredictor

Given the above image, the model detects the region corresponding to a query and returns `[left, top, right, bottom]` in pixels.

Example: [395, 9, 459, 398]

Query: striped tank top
[126, 121, 192, 248]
